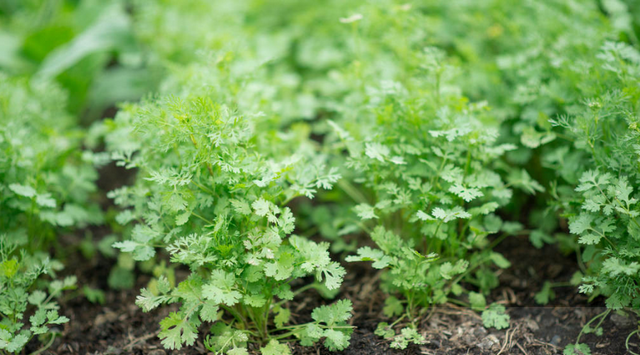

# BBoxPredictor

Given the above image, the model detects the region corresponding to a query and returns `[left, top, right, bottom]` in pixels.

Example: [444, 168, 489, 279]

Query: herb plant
[0, 76, 91, 354]
[104, 54, 353, 353]
[545, 41, 640, 353]
[329, 52, 528, 347]
[291, 5, 541, 346]
[2, 0, 640, 353]
[0, 75, 102, 248]
[0, 239, 76, 355]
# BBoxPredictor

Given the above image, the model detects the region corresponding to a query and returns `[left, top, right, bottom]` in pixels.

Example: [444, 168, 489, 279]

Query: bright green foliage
[374, 322, 425, 350]
[0, 75, 102, 249]
[481, 304, 510, 330]
[320, 6, 525, 336]
[564, 343, 592, 355]
[104, 50, 352, 351]
[551, 42, 640, 311]
[260, 339, 291, 355]
[0, 240, 76, 354]
[0, 75, 99, 353]
[440, 0, 640, 349]
[3, 0, 640, 353]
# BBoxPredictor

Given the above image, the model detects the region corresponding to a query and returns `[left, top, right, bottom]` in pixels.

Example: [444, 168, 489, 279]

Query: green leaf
[383, 296, 404, 318]
[323, 329, 350, 351]
[28, 291, 46, 306]
[274, 307, 290, 328]
[564, 343, 592, 355]
[534, 282, 555, 305]
[202, 270, 242, 306]
[245, 294, 266, 307]
[374, 322, 395, 339]
[507, 169, 544, 194]
[175, 211, 191, 226]
[440, 260, 468, 279]
[346, 247, 389, 269]
[489, 252, 511, 269]
[529, 230, 553, 249]
[482, 304, 510, 330]
[228, 348, 250, 355]
[37, 3, 135, 79]
[354, 203, 377, 220]
[390, 327, 424, 349]
[365, 142, 390, 162]
[8, 184, 37, 198]
[260, 339, 291, 355]
[230, 199, 252, 215]
[449, 184, 484, 202]
[469, 292, 486, 311]
[311, 299, 353, 325]
[569, 215, 593, 235]
[36, 193, 57, 208]
[200, 301, 220, 322]
[252, 198, 272, 217]
[159, 312, 199, 350]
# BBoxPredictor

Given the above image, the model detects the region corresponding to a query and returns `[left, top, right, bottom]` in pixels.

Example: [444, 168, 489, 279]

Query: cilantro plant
[543, 41, 640, 355]
[0, 75, 100, 353]
[103, 53, 353, 353]
[302, 6, 541, 345]
[333, 62, 522, 347]
[0, 75, 102, 249]
[0, 239, 77, 354]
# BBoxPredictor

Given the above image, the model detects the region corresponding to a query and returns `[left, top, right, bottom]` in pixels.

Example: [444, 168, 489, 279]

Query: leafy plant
[546, 41, 640, 353]
[0, 74, 102, 250]
[0, 74, 100, 353]
[0, 239, 76, 355]
[103, 52, 352, 352]
[312, 8, 528, 343]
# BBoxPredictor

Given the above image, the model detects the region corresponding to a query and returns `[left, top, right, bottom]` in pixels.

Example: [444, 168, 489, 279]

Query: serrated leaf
[274, 307, 290, 328]
[159, 312, 199, 350]
[482, 304, 509, 330]
[9, 183, 37, 198]
[449, 184, 484, 202]
[260, 340, 291, 355]
[200, 301, 219, 322]
[202, 270, 242, 306]
[469, 292, 486, 311]
[383, 296, 403, 318]
[354, 203, 377, 220]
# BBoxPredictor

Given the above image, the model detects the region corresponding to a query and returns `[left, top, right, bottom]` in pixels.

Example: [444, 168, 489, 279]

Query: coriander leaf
[482, 304, 509, 330]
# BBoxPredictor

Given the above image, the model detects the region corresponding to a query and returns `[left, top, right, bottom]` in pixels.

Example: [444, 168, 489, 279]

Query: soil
[31, 232, 637, 355]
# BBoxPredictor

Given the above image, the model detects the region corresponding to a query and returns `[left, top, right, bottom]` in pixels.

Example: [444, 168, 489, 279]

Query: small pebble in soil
[611, 313, 635, 328]
[551, 335, 561, 346]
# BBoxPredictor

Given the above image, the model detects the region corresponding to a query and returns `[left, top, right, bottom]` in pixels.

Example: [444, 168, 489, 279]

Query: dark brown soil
[33, 233, 638, 355]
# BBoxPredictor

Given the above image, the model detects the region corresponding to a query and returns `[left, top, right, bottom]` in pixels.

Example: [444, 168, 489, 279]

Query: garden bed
[42, 235, 636, 355]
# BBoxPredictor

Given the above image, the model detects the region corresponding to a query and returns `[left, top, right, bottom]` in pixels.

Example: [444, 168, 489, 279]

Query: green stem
[626, 329, 640, 355]
[337, 179, 369, 205]
[575, 309, 611, 345]
[191, 212, 214, 225]
[29, 332, 57, 355]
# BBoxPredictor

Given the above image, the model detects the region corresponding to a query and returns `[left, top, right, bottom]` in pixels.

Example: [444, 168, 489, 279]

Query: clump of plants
[0, 75, 101, 353]
[541, 41, 640, 354]
[2, 0, 640, 354]
[103, 55, 353, 353]
[0, 239, 77, 355]
[324, 45, 537, 347]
